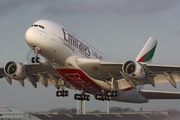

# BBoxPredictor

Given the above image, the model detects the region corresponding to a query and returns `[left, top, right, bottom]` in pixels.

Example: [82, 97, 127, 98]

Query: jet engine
[4, 61, 27, 80]
[122, 60, 146, 80]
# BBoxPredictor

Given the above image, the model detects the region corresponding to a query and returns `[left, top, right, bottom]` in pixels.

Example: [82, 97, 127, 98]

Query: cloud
[119, 0, 178, 15]
[42, 0, 178, 15]
[0, 0, 178, 16]
[0, 0, 43, 16]
[172, 29, 180, 36]
[0, 0, 22, 15]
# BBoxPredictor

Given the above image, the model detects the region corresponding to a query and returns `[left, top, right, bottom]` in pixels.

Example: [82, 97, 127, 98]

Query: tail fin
[136, 37, 157, 90]
[135, 37, 157, 63]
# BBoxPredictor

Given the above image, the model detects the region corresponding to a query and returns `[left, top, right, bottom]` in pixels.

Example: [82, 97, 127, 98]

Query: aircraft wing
[0, 60, 76, 90]
[76, 58, 124, 81]
[140, 90, 180, 99]
[76, 58, 180, 89]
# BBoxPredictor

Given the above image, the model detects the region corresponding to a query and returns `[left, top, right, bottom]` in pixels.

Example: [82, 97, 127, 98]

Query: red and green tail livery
[136, 37, 157, 63]
[138, 44, 157, 62]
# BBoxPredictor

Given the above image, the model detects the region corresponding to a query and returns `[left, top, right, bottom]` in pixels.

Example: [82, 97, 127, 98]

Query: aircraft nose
[25, 27, 39, 48]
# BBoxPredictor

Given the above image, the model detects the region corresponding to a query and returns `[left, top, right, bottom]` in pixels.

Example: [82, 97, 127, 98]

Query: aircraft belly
[112, 90, 148, 103]
[56, 68, 103, 94]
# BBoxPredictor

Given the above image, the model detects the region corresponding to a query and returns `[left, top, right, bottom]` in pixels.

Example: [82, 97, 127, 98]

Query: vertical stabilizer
[135, 37, 157, 63]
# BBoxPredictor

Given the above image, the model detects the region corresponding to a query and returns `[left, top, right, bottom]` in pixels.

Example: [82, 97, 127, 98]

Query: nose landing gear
[31, 57, 40, 63]
[31, 46, 41, 63]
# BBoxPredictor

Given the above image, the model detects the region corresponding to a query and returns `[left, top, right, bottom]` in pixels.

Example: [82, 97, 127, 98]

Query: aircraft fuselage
[25, 19, 148, 103]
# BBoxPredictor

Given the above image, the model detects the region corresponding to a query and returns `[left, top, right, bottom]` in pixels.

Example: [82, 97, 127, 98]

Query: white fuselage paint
[25, 19, 148, 103]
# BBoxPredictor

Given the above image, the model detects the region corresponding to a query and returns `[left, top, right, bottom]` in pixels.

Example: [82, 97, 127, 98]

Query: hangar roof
[0, 106, 23, 114]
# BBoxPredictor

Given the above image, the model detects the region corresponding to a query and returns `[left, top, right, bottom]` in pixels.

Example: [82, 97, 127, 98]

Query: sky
[0, 0, 180, 113]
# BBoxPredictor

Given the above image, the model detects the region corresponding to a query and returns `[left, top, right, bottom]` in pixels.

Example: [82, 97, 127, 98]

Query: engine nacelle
[4, 61, 27, 80]
[122, 60, 146, 80]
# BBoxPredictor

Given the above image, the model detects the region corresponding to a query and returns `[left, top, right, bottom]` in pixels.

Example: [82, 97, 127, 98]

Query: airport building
[0, 104, 179, 120]
[0, 105, 24, 120]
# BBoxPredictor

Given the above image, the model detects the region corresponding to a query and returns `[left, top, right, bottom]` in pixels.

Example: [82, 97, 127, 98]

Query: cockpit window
[31, 24, 45, 29]
[39, 25, 45, 29]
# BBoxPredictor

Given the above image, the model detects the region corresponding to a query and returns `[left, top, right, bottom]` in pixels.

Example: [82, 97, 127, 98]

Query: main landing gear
[56, 86, 69, 97]
[95, 91, 118, 101]
[56, 90, 69, 97]
[74, 93, 90, 101]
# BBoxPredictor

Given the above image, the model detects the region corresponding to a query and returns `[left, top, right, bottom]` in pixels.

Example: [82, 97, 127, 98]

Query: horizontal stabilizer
[140, 90, 180, 99]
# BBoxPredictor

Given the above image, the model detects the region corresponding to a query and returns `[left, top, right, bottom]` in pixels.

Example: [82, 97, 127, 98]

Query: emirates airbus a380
[1, 19, 180, 103]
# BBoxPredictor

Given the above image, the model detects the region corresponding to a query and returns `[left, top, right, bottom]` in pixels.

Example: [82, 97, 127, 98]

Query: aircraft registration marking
[56, 69, 102, 94]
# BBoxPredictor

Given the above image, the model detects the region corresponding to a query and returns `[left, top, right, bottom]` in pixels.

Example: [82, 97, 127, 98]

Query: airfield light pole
[83, 100, 86, 114]
[76, 100, 86, 114]
[107, 101, 109, 114]
[81, 100, 82, 114]
[77, 100, 79, 114]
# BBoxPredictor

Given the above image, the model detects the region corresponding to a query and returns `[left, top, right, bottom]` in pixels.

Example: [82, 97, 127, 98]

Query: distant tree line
[48, 107, 180, 114]
[48, 107, 135, 113]
[110, 107, 134, 112]
[49, 108, 76, 114]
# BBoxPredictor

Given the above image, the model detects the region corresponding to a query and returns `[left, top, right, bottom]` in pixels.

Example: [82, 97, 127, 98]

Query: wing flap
[76, 58, 123, 80]
[153, 74, 180, 85]
[76, 58, 180, 90]
[116, 78, 131, 89]
[140, 90, 180, 99]
[143, 63, 180, 74]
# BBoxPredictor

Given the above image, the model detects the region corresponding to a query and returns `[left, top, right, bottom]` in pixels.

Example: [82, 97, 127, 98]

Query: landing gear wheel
[84, 95, 88, 100]
[31, 57, 36, 63]
[105, 95, 109, 100]
[95, 92, 113, 101]
[74, 94, 78, 100]
[31, 57, 40, 63]
[74, 94, 90, 101]
[62, 91, 66, 97]
[65, 91, 69, 96]
[101, 94, 105, 101]
[95, 94, 100, 99]
[56, 90, 69, 97]
[108, 96, 111, 101]
[87, 95, 90, 101]
[80, 94, 85, 101]
[112, 91, 118, 97]
[56, 91, 61, 97]
[36, 57, 40, 63]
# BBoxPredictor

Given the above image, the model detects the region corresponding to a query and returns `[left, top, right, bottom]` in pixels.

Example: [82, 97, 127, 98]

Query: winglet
[135, 37, 157, 63]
